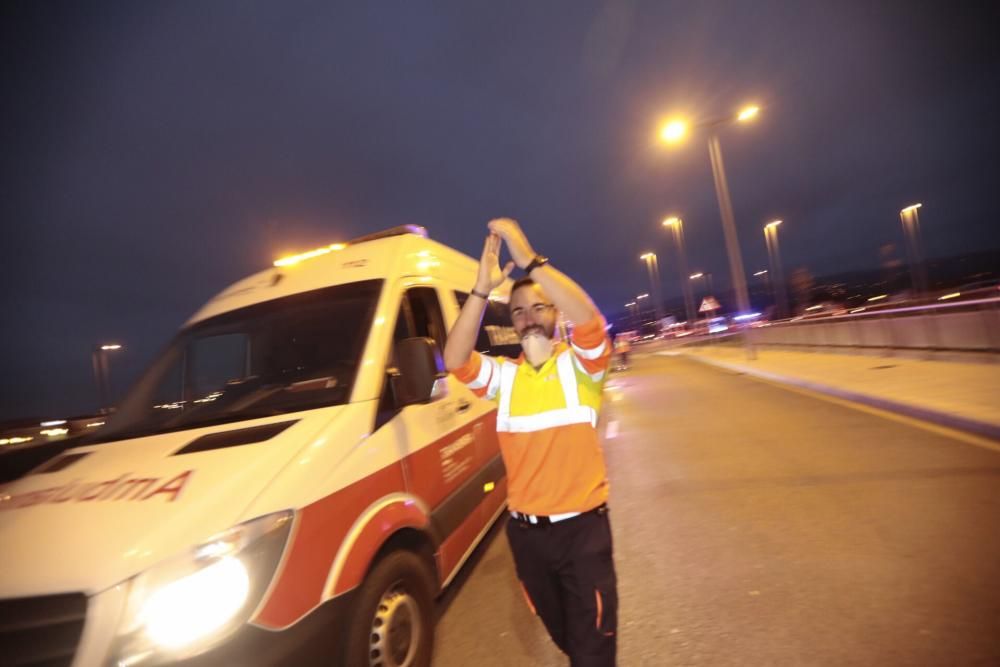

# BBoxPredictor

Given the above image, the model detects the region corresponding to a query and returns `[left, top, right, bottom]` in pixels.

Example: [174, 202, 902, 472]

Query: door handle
[455, 400, 472, 414]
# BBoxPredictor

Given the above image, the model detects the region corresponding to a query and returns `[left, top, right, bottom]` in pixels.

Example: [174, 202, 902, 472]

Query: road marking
[605, 420, 619, 440]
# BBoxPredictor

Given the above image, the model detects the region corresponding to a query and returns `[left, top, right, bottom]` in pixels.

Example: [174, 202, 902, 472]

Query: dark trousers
[506, 506, 618, 667]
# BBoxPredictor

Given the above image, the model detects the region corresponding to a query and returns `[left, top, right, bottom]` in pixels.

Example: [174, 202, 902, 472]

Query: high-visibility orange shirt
[452, 316, 612, 515]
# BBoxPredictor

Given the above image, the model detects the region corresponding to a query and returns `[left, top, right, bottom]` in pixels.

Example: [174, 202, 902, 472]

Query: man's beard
[520, 325, 555, 366]
[519, 323, 555, 340]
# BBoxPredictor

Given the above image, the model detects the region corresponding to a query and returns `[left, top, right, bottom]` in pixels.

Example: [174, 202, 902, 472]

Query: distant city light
[689, 273, 704, 280]
[636, 293, 649, 299]
[805, 305, 823, 312]
[732, 312, 762, 321]
[938, 292, 961, 301]
[753, 270, 768, 276]
[867, 294, 888, 302]
[40, 420, 67, 427]
[849, 307, 867, 314]
[100, 344, 122, 351]
[0, 436, 34, 446]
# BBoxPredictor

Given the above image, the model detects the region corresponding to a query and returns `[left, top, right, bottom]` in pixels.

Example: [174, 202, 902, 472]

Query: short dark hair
[510, 276, 536, 295]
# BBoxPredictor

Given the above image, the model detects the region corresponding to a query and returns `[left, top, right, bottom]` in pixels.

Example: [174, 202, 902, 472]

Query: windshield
[91, 279, 383, 443]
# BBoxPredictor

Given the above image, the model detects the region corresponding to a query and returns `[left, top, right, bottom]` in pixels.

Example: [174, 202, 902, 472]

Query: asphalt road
[433, 351, 1000, 666]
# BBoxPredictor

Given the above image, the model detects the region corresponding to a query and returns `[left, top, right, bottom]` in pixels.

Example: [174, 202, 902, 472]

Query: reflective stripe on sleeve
[467, 355, 492, 389]
[571, 352, 607, 383]
[571, 338, 607, 360]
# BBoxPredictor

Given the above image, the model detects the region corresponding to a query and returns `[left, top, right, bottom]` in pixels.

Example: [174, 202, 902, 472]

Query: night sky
[2, 1, 998, 420]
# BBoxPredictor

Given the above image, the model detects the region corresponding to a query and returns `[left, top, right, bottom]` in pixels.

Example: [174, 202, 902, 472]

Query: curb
[676, 351, 1000, 442]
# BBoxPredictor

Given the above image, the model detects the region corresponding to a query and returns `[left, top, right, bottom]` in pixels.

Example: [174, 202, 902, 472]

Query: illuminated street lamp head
[636, 293, 649, 299]
[765, 220, 783, 230]
[753, 270, 768, 276]
[901, 203, 922, 214]
[640, 252, 656, 261]
[100, 344, 123, 351]
[662, 217, 680, 227]
[737, 105, 760, 122]
[689, 272, 703, 280]
[659, 119, 688, 143]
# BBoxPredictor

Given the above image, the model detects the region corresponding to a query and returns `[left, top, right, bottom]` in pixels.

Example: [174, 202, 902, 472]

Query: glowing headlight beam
[142, 557, 250, 649]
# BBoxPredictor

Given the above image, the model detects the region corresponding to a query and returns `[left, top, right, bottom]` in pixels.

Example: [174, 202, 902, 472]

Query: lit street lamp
[899, 203, 928, 295]
[662, 217, 696, 326]
[639, 253, 665, 321]
[763, 220, 790, 318]
[624, 301, 639, 328]
[659, 104, 760, 316]
[92, 343, 124, 414]
[689, 272, 714, 303]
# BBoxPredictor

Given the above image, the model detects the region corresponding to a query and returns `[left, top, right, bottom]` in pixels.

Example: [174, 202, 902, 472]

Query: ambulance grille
[0, 593, 87, 667]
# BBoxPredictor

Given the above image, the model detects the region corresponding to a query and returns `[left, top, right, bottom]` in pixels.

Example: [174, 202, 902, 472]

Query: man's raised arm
[443, 232, 514, 371]
[488, 218, 600, 325]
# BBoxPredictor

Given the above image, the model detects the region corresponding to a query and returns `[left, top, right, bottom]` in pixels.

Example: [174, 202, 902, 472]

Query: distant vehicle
[0, 226, 512, 666]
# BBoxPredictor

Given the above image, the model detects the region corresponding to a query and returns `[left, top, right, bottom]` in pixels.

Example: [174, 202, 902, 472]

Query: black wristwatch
[524, 255, 549, 274]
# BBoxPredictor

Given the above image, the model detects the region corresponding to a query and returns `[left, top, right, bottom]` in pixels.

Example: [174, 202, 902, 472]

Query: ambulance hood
[0, 411, 337, 598]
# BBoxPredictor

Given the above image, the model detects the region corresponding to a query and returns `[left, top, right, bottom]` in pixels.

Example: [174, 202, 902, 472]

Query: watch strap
[525, 255, 549, 274]
[470, 288, 490, 299]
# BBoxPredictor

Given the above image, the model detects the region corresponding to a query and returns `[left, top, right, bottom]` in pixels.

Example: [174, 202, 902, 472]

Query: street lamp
[899, 203, 928, 296]
[638, 253, 665, 321]
[689, 272, 714, 301]
[625, 301, 639, 328]
[658, 103, 760, 316]
[662, 217, 696, 326]
[92, 343, 124, 414]
[763, 220, 790, 318]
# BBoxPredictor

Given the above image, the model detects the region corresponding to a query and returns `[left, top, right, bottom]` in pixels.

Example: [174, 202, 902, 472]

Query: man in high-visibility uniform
[444, 218, 617, 666]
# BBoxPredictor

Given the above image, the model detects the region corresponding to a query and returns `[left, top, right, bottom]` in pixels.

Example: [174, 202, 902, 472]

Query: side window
[454, 291, 521, 358]
[406, 287, 447, 352]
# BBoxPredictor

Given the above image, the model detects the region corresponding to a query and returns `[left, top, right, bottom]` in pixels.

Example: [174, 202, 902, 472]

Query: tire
[343, 550, 436, 667]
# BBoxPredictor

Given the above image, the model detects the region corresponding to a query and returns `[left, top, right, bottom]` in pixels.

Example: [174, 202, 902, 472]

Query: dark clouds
[2, 1, 998, 418]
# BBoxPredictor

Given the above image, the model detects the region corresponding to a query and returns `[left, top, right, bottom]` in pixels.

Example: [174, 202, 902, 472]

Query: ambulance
[0, 225, 521, 667]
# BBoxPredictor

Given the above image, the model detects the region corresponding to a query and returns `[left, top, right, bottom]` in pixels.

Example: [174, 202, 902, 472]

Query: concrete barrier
[748, 298, 1000, 361]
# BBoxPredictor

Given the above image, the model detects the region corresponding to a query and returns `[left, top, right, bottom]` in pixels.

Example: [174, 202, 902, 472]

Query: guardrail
[747, 296, 1000, 358]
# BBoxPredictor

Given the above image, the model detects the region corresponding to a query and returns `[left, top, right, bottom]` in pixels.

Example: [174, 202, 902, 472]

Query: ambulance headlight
[108, 510, 293, 666]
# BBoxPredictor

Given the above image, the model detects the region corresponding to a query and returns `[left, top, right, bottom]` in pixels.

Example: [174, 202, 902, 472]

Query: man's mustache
[520, 325, 547, 340]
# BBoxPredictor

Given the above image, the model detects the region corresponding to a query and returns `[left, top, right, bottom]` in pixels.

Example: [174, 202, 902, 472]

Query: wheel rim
[368, 580, 422, 667]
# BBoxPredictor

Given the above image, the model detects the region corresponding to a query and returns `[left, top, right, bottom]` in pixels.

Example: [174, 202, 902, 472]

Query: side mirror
[389, 337, 446, 407]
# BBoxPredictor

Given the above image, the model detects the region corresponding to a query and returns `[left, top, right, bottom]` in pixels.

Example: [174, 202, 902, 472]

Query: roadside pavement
[663, 342, 1000, 441]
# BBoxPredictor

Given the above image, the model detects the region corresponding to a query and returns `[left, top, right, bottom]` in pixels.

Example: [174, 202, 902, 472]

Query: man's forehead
[510, 284, 549, 306]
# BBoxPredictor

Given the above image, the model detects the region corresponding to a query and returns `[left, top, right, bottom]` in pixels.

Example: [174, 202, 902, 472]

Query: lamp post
[900, 203, 928, 296]
[92, 343, 123, 414]
[689, 272, 714, 302]
[659, 104, 760, 316]
[639, 253, 665, 322]
[763, 220, 790, 318]
[625, 301, 639, 329]
[663, 217, 696, 327]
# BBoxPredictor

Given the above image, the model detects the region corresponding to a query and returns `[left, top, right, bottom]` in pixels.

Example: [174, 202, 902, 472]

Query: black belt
[509, 503, 607, 526]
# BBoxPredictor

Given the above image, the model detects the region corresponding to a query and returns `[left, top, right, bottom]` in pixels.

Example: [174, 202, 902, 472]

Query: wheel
[343, 550, 436, 667]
